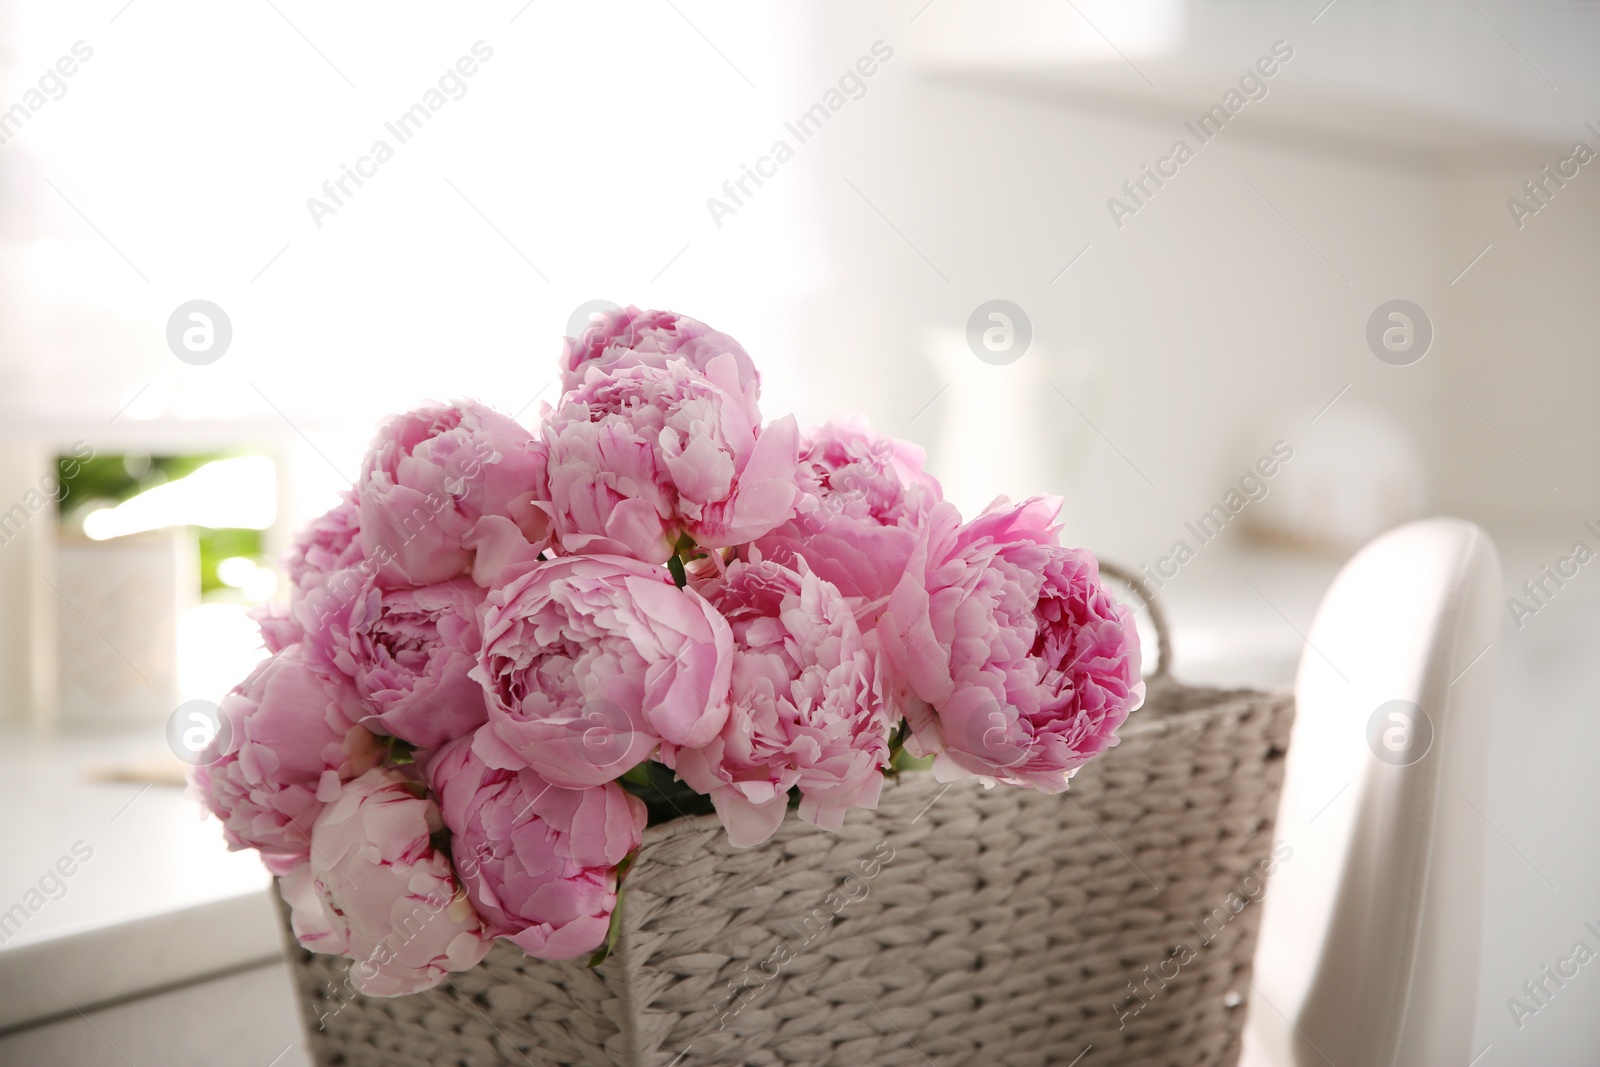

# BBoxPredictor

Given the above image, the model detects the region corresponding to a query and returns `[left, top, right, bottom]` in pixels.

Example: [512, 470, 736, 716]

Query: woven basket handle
[1096, 559, 1172, 681]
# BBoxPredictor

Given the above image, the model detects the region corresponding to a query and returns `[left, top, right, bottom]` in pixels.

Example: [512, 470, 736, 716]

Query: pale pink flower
[662, 558, 891, 847]
[543, 360, 798, 564]
[876, 497, 1144, 791]
[249, 602, 300, 655]
[248, 491, 365, 654]
[295, 570, 487, 750]
[287, 490, 363, 593]
[559, 306, 761, 416]
[752, 416, 941, 603]
[279, 768, 493, 997]
[191, 646, 383, 874]
[429, 734, 645, 960]
[472, 554, 733, 788]
[358, 401, 549, 587]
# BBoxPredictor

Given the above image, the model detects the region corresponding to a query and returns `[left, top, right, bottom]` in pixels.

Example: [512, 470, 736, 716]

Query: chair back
[1241, 518, 1502, 1067]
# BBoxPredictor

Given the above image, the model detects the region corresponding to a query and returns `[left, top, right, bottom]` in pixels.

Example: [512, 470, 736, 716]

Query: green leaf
[885, 720, 910, 762]
[890, 748, 935, 774]
[884, 721, 933, 777]
[387, 737, 418, 766]
[617, 760, 716, 825]
[667, 554, 688, 589]
[587, 879, 627, 968]
[614, 848, 638, 884]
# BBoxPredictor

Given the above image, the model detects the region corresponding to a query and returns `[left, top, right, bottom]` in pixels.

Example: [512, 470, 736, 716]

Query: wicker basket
[277, 671, 1293, 1067]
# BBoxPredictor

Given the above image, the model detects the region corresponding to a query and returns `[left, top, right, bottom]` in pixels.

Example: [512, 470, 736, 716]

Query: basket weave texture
[279, 677, 1292, 1067]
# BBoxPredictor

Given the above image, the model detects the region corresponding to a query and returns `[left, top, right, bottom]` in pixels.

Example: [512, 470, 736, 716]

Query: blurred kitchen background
[1, 0, 1597, 1062]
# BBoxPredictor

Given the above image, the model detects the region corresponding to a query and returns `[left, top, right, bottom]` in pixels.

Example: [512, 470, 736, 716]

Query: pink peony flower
[542, 360, 798, 564]
[358, 401, 549, 587]
[464, 513, 549, 590]
[662, 559, 892, 847]
[752, 416, 942, 603]
[191, 646, 383, 874]
[278, 860, 341, 952]
[279, 767, 494, 997]
[295, 570, 488, 750]
[875, 497, 1144, 791]
[246, 491, 367, 655]
[249, 602, 301, 655]
[288, 490, 364, 593]
[472, 554, 733, 788]
[429, 734, 645, 960]
[559, 306, 761, 415]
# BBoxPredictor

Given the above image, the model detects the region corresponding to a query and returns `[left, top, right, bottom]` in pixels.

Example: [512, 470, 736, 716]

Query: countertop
[0, 728, 280, 1033]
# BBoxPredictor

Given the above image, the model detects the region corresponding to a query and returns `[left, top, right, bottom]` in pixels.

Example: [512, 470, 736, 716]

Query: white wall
[1438, 165, 1600, 529]
[782, 4, 1450, 566]
[787, 4, 1600, 1062]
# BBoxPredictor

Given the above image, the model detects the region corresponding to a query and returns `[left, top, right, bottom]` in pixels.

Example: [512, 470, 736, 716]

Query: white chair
[1240, 518, 1502, 1067]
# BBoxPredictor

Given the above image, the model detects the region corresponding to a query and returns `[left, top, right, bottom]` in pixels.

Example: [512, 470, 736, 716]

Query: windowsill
[0, 727, 281, 1033]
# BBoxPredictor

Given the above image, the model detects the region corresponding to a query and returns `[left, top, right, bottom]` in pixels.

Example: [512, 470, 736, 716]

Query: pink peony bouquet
[192, 307, 1145, 996]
